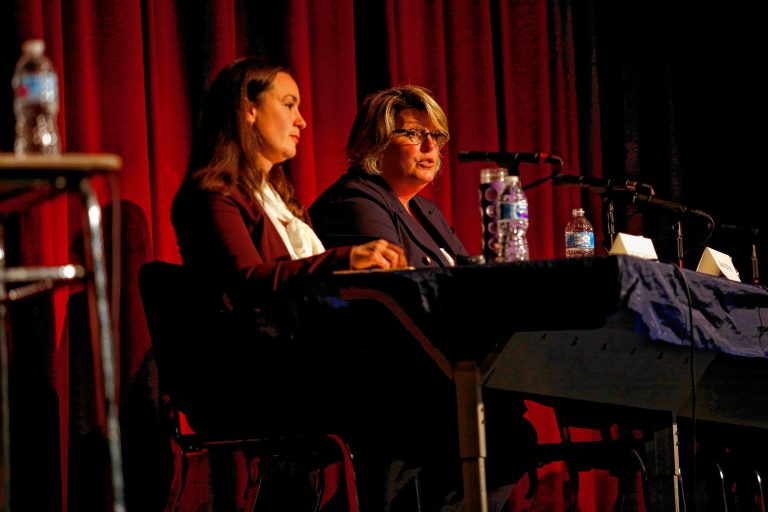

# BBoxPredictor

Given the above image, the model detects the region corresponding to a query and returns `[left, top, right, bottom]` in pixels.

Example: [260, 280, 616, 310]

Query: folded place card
[696, 247, 740, 281]
[608, 233, 658, 260]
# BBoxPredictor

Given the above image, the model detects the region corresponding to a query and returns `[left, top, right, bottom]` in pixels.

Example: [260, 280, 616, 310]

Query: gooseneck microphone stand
[675, 219, 685, 268]
[720, 224, 762, 284]
[752, 238, 760, 285]
[599, 190, 686, 266]
[602, 195, 616, 253]
[553, 173, 716, 266]
[521, 166, 561, 191]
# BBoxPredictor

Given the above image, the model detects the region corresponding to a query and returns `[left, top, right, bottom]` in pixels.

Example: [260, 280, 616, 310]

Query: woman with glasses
[309, 85, 467, 268]
[309, 85, 536, 511]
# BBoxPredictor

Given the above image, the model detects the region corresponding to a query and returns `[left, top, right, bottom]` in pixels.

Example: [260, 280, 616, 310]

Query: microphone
[719, 223, 760, 237]
[642, 196, 713, 221]
[458, 150, 563, 165]
[553, 173, 655, 196]
[554, 173, 712, 220]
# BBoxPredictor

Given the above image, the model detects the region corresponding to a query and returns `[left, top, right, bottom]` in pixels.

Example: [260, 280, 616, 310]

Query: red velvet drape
[4, 1, 762, 510]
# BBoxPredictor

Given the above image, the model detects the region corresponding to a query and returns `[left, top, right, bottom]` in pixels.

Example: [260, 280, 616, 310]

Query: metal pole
[79, 178, 125, 512]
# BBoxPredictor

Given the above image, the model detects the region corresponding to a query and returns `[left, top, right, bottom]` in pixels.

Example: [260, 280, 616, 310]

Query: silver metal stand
[0, 153, 125, 512]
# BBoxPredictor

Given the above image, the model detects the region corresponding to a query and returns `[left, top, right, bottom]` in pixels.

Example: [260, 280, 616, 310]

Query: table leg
[455, 360, 489, 512]
[79, 178, 125, 512]
[0, 225, 10, 512]
[645, 412, 681, 512]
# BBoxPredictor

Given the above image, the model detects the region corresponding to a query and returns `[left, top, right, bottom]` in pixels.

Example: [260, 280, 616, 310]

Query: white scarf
[256, 183, 325, 260]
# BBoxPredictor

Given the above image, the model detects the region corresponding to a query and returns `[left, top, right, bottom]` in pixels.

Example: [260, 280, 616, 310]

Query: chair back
[138, 260, 360, 511]
[138, 261, 225, 420]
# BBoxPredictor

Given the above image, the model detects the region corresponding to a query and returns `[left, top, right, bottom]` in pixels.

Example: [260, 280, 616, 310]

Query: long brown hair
[184, 56, 304, 218]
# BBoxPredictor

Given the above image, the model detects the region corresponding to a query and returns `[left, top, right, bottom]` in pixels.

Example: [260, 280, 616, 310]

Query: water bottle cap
[22, 39, 45, 57]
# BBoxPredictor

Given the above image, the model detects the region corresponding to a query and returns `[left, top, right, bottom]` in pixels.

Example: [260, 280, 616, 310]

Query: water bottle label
[15, 72, 58, 104]
[499, 201, 528, 221]
[565, 231, 594, 249]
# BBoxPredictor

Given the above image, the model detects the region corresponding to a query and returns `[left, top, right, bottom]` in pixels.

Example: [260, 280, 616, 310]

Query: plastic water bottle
[497, 175, 529, 262]
[565, 208, 595, 258]
[479, 167, 508, 263]
[12, 39, 61, 155]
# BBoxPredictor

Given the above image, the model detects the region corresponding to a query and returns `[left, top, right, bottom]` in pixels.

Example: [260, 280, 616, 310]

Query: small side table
[0, 153, 124, 512]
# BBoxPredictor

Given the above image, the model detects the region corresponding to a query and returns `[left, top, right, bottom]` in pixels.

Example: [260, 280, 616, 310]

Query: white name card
[696, 247, 740, 282]
[608, 233, 658, 260]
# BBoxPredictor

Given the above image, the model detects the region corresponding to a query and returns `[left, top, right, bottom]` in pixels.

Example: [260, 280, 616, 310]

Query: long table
[298, 256, 768, 511]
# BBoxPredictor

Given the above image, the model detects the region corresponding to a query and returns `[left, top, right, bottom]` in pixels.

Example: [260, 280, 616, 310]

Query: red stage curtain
[3, 1, 763, 510]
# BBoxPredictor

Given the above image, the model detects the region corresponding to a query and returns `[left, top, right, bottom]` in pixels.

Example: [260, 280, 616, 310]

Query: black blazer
[309, 168, 467, 268]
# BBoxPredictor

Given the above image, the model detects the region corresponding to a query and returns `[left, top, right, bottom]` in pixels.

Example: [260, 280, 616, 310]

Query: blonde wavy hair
[346, 85, 449, 175]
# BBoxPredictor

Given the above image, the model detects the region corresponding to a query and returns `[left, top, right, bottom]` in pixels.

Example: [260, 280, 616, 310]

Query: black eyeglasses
[392, 128, 449, 147]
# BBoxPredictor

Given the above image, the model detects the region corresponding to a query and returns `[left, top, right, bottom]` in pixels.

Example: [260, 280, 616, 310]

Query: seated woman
[310, 85, 537, 511]
[170, 56, 408, 508]
[172, 59, 406, 305]
[309, 85, 467, 268]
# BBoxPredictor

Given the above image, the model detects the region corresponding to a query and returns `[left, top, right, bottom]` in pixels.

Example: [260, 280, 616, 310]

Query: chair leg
[756, 469, 766, 512]
[243, 456, 262, 512]
[327, 435, 360, 512]
[715, 463, 730, 512]
[164, 439, 188, 512]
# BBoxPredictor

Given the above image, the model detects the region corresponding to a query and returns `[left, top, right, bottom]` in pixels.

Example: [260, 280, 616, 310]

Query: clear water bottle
[565, 208, 595, 258]
[12, 39, 61, 155]
[479, 167, 508, 263]
[497, 175, 529, 262]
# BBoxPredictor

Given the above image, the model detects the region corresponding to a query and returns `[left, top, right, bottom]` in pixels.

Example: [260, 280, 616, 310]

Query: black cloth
[287, 291, 535, 512]
[309, 168, 468, 268]
[292, 255, 768, 509]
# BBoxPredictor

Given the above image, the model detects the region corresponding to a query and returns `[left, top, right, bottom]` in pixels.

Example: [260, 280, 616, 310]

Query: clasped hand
[350, 239, 408, 270]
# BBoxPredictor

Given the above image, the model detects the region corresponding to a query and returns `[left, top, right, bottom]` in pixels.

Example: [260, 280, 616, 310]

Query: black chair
[139, 260, 359, 512]
[533, 407, 649, 511]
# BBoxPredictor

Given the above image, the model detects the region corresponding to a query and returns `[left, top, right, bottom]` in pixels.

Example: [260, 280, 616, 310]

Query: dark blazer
[172, 184, 352, 309]
[309, 168, 467, 268]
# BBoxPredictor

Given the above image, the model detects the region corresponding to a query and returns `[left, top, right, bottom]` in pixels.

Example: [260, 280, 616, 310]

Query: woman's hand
[350, 239, 408, 270]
